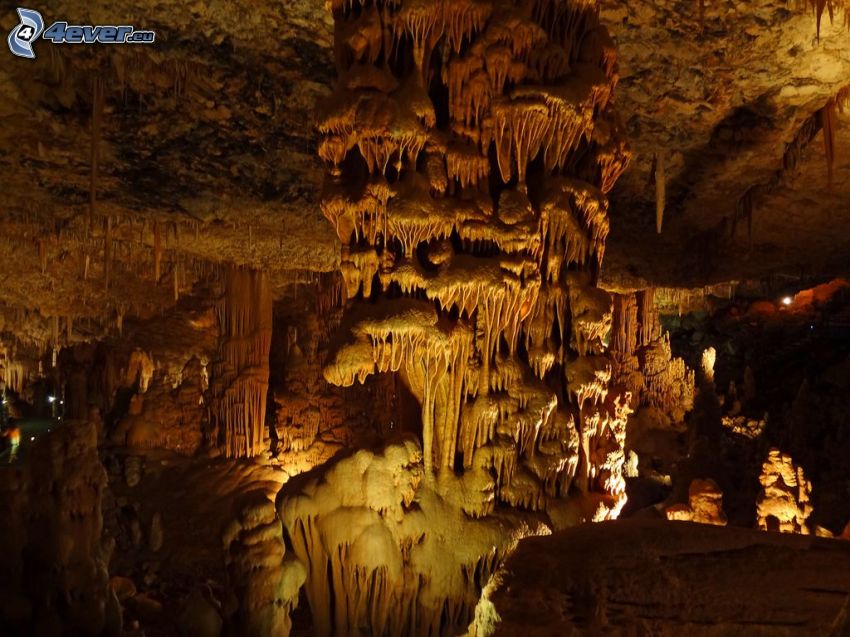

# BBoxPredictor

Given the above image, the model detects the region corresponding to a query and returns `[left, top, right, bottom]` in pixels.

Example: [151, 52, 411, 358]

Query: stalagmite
[756, 448, 813, 535]
[222, 491, 305, 637]
[666, 479, 728, 526]
[701, 346, 716, 384]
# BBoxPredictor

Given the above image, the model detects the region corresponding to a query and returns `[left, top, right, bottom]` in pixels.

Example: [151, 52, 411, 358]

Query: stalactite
[655, 152, 665, 234]
[104, 215, 112, 290]
[89, 76, 103, 238]
[154, 221, 162, 282]
[38, 238, 47, 274]
[822, 97, 838, 189]
[808, 0, 850, 39]
[209, 266, 273, 458]
[173, 261, 180, 301]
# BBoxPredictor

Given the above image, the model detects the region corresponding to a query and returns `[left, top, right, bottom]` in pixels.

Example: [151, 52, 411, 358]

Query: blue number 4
[43, 22, 67, 43]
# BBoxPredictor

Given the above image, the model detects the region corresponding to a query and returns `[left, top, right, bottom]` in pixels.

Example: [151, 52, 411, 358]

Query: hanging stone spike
[655, 152, 665, 234]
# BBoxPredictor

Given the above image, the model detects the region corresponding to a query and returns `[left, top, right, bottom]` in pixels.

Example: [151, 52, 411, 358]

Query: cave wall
[0, 420, 116, 636]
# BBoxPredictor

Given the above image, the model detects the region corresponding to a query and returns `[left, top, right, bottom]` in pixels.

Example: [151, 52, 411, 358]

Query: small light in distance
[47, 395, 56, 403]
[781, 296, 792, 306]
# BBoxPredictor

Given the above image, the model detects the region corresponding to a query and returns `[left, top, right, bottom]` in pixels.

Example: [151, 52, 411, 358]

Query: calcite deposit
[666, 478, 727, 526]
[319, 0, 631, 525]
[277, 437, 545, 637]
[610, 288, 694, 425]
[209, 267, 273, 458]
[756, 448, 814, 535]
[222, 490, 305, 637]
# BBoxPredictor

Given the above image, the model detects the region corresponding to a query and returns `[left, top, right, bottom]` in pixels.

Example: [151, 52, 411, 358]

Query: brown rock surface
[485, 518, 850, 636]
[601, 1, 850, 287]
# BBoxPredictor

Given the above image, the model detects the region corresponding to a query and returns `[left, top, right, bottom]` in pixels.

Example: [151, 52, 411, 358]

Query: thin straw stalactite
[89, 76, 103, 240]
[822, 97, 838, 189]
[655, 152, 665, 234]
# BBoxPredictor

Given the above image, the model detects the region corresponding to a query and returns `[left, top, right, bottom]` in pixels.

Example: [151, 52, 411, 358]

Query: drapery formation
[210, 266, 273, 458]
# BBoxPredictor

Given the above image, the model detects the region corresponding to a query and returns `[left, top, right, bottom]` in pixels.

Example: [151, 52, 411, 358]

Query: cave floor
[491, 518, 850, 636]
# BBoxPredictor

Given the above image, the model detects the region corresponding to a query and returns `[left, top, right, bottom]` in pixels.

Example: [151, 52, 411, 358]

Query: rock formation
[610, 288, 694, 425]
[318, 0, 631, 525]
[721, 414, 767, 440]
[277, 437, 545, 637]
[756, 448, 814, 535]
[210, 267, 273, 458]
[270, 277, 400, 475]
[273, 0, 637, 631]
[222, 490, 305, 637]
[112, 355, 208, 454]
[0, 420, 114, 636]
[700, 346, 717, 385]
[666, 478, 727, 526]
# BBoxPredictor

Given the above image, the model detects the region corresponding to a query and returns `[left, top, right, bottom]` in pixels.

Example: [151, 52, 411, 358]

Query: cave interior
[2, 1, 850, 636]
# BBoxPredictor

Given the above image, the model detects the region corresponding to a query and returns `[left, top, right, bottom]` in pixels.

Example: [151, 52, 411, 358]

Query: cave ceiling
[0, 0, 849, 339]
[602, 0, 850, 289]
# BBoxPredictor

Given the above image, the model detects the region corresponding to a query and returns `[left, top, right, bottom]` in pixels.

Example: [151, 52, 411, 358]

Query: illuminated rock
[296, 0, 633, 631]
[209, 267, 273, 458]
[756, 448, 813, 535]
[666, 478, 728, 526]
[222, 490, 305, 637]
[277, 437, 546, 637]
[610, 289, 695, 424]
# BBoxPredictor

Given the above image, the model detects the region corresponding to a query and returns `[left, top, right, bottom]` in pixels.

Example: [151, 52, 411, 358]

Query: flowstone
[277, 437, 547, 637]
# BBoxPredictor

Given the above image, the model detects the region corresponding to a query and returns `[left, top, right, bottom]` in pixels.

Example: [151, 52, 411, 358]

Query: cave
[1, 1, 850, 636]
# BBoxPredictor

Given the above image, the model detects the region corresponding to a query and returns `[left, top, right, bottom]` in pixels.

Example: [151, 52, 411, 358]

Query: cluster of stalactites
[610, 289, 694, 421]
[0, 341, 26, 395]
[318, 0, 625, 184]
[320, 0, 628, 519]
[210, 266, 273, 458]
